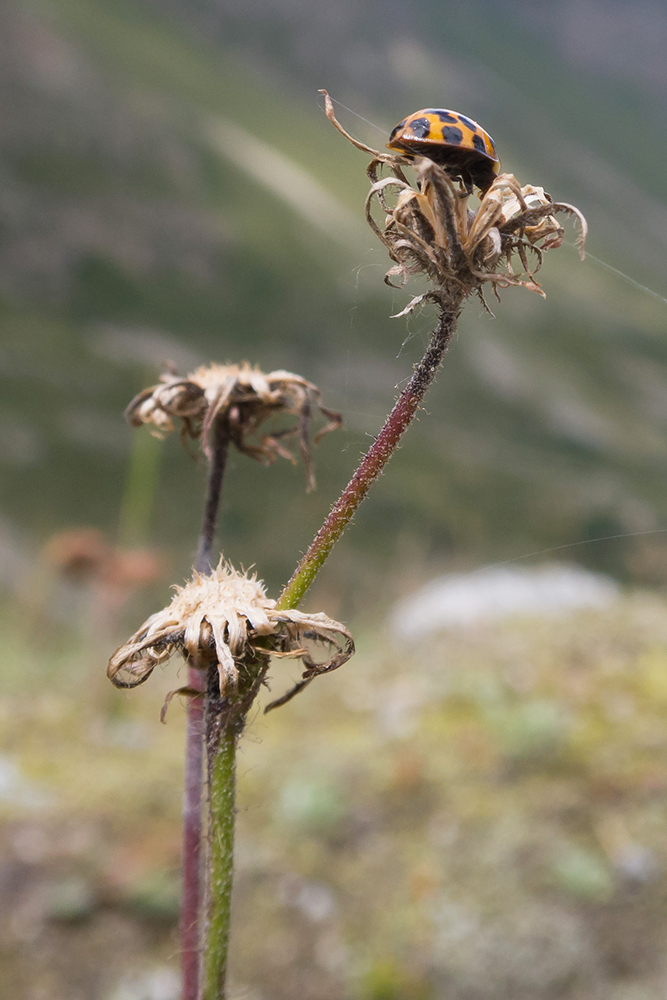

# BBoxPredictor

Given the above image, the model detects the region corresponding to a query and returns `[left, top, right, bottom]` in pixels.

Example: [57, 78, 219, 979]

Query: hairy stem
[277, 304, 462, 611]
[181, 417, 230, 1000]
[201, 715, 238, 1000]
[181, 682, 205, 1000]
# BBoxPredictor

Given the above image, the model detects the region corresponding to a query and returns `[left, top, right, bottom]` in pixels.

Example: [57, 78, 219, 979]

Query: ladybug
[386, 109, 500, 194]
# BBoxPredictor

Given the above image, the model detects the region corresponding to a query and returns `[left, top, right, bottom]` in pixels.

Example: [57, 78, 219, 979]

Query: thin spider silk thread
[325, 95, 388, 136]
[566, 242, 667, 308]
[472, 528, 667, 577]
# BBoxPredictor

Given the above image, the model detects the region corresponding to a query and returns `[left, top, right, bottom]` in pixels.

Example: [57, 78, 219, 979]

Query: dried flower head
[126, 362, 341, 491]
[321, 91, 587, 314]
[107, 562, 354, 714]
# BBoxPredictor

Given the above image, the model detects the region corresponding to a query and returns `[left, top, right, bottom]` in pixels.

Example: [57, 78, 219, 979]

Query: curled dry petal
[262, 609, 355, 712]
[107, 563, 354, 711]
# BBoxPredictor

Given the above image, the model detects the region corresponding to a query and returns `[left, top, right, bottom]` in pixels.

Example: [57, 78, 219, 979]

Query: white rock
[391, 563, 620, 641]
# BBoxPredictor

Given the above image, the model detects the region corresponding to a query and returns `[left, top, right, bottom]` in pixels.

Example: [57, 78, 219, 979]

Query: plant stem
[196, 420, 230, 573]
[201, 723, 237, 1000]
[181, 417, 230, 1000]
[276, 304, 462, 611]
[181, 685, 205, 1000]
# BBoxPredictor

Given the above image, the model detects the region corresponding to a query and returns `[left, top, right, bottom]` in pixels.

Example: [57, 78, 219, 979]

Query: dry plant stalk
[126, 361, 341, 491]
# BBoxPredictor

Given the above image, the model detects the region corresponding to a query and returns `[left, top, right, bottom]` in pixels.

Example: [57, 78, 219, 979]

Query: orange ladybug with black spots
[386, 109, 500, 194]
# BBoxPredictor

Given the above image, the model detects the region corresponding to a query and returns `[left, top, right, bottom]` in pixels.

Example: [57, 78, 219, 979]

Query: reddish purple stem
[277, 307, 460, 610]
[181, 670, 205, 1000]
[181, 418, 230, 1000]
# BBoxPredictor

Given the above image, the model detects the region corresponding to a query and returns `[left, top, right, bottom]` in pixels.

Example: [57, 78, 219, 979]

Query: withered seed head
[125, 362, 341, 491]
[320, 91, 587, 315]
[107, 562, 354, 713]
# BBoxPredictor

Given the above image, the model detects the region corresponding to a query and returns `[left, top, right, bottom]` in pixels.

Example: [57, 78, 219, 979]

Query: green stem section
[202, 726, 237, 1000]
[276, 305, 461, 611]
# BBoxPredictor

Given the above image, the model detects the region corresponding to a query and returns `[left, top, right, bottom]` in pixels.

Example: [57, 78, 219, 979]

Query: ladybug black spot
[442, 126, 464, 145]
[457, 114, 477, 130]
[427, 110, 458, 124]
[389, 120, 407, 141]
[409, 117, 432, 139]
[472, 133, 486, 153]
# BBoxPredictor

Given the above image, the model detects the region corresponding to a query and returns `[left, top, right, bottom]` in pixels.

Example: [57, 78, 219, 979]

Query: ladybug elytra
[386, 109, 500, 194]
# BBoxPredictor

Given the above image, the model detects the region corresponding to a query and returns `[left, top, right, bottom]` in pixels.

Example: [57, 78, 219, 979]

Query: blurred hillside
[2, 0, 667, 608]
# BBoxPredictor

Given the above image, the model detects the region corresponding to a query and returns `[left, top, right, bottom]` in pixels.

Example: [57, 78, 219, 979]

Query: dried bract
[107, 563, 354, 712]
[125, 362, 341, 491]
[321, 91, 587, 313]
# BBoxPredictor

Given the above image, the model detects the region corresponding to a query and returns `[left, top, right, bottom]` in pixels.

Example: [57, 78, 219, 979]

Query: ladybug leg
[460, 170, 474, 198]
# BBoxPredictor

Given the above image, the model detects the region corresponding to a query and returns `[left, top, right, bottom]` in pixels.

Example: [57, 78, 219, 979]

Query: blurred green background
[3, 0, 667, 997]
